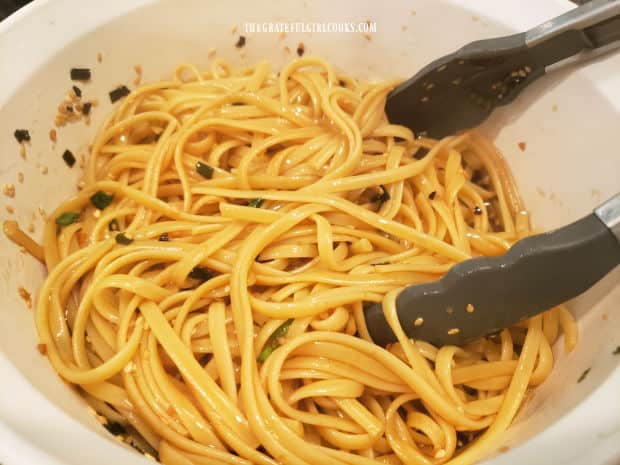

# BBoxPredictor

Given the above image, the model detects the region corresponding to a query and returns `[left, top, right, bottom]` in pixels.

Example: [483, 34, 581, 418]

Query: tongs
[364, 0, 620, 346]
[385, 0, 620, 138]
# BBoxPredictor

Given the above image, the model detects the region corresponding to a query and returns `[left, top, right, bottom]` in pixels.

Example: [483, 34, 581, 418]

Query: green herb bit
[247, 198, 264, 208]
[257, 318, 293, 362]
[188, 266, 213, 282]
[55, 211, 80, 226]
[90, 191, 115, 210]
[108, 219, 120, 231]
[196, 161, 214, 179]
[115, 233, 134, 245]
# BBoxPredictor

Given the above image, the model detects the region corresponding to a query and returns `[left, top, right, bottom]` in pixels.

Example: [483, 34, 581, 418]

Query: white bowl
[0, 1, 619, 464]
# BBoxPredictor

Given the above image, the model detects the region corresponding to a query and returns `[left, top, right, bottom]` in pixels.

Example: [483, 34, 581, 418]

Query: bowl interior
[1, 1, 619, 464]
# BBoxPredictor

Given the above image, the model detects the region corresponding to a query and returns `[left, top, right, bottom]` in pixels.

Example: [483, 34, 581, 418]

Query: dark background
[1, 0, 29, 19]
[0, 0, 589, 21]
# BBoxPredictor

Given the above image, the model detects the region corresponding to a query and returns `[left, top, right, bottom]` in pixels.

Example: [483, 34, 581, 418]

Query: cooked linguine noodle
[32, 57, 577, 465]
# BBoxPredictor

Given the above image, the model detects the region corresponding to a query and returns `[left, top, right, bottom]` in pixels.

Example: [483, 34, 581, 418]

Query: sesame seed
[448, 328, 460, 335]
[123, 361, 136, 373]
[414, 317, 424, 327]
[3, 183, 16, 198]
[466, 303, 475, 313]
[17, 172, 24, 184]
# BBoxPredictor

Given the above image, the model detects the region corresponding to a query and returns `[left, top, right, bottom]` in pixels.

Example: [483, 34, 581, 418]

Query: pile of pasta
[36, 57, 577, 465]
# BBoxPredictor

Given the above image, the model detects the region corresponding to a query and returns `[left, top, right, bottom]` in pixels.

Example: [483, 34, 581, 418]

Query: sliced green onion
[55, 211, 80, 226]
[247, 198, 264, 208]
[108, 219, 120, 231]
[90, 191, 114, 210]
[62, 150, 76, 167]
[371, 185, 390, 206]
[257, 318, 293, 362]
[115, 233, 133, 245]
[196, 161, 214, 179]
[188, 266, 212, 282]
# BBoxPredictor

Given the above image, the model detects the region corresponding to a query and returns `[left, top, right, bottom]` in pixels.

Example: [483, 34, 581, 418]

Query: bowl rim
[0, 1, 619, 465]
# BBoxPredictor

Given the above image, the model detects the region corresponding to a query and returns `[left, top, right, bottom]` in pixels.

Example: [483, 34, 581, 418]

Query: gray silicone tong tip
[364, 194, 620, 347]
[385, 0, 620, 138]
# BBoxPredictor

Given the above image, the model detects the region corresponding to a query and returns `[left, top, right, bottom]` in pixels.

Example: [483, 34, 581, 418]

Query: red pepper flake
[72, 85, 82, 98]
[37, 343, 47, 355]
[97, 52, 103, 63]
[18, 286, 32, 308]
[428, 191, 437, 200]
[235, 36, 246, 48]
[473, 206, 482, 215]
[296, 42, 305, 56]
[517, 141, 526, 151]
[82, 102, 92, 116]
[49, 129, 57, 142]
